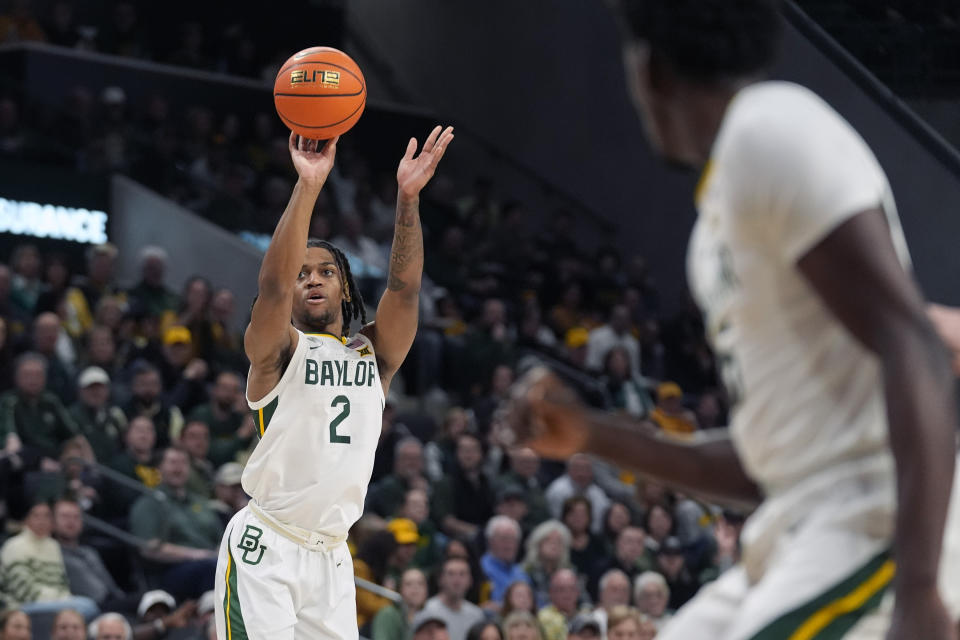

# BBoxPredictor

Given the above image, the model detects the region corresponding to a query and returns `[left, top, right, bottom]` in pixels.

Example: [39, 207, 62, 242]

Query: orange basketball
[273, 46, 366, 139]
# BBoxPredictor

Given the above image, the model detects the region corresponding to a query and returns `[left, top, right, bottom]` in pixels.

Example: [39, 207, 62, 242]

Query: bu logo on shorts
[237, 525, 267, 565]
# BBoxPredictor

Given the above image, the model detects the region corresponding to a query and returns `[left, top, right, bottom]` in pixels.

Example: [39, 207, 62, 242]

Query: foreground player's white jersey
[689, 81, 911, 495]
[244, 330, 384, 536]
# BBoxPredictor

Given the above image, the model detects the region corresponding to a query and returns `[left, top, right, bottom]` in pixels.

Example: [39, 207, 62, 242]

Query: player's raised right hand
[289, 132, 338, 190]
[500, 367, 591, 459]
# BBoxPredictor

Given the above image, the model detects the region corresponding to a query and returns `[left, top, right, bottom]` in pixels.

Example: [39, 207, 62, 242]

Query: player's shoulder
[723, 82, 853, 148]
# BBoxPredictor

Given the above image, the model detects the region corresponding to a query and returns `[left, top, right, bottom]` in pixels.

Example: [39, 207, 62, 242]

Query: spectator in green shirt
[371, 567, 429, 640]
[0, 352, 77, 470]
[177, 420, 214, 498]
[126, 246, 179, 320]
[129, 446, 221, 601]
[187, 371, 252, 465]
[68, 366, 127, 463]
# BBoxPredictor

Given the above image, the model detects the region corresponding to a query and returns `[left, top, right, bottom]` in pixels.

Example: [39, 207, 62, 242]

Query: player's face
[293, 247, 344, 331]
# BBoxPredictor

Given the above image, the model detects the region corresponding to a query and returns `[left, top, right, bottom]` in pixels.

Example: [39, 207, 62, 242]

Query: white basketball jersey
[689, 82, 911, 496]
[243, 330, 384, 536]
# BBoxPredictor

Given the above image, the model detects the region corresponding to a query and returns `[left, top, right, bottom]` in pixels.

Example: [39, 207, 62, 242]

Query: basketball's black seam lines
[276, 60, 365, 89]
[274, 90, 364, 98]
[276, 101, 365, 129]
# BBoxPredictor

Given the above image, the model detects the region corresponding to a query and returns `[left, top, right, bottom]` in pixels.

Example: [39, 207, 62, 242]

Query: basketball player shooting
[505, 1, 959, 639]
[214, 125, 454, 640]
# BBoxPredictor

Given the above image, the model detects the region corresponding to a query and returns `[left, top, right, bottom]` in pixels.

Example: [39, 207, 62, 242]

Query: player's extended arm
[362, 126, 453, 392]
[244, 134, 338, 401]
[797, 208, 957, 639]
[505, 370, 762, 509]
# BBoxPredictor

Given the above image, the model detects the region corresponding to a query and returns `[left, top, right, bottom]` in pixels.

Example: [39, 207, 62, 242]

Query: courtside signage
[0, 196, 108, 244]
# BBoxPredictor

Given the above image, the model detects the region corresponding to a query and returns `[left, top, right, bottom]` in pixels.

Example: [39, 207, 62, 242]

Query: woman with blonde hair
[521, 520, 572, 608]
[501, 611, 544, 640]
[606, 606, 656, 640]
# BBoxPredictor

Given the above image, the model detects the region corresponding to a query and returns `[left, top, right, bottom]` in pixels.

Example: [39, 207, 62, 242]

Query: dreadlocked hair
[307, 238, 367, 337]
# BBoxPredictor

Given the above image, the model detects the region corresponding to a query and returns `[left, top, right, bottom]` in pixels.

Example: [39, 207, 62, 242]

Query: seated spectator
[502, 611, 542, 640]
[496, 448, 550, 532]
[591, 569, 631, 637]
[643, 503, 674, 555]
[563, 327, 590, 369]
[421, 557, 485, 640]
[500, 580, 537, 620]
[410, 611, 450, 640]
[522, 521, 572, 610]
[9, 244, 42, 317]
[187, 372, 251, 465]
[423, 408, 471, 482]
[52, 499, 128, 612]
[561, 497, 606, 577]
[431, 434, 494, 540]
[585, 305, 640, 375]
[129, 448, 220, 601]
[0, 353, 77, 477]
[545, 454, 610, 535]
[601, 501, 636, 555]
[133, 590, 197, 640]
[487, 486, 530, 549]
[367, 437, 428, 519]
[472, 364, 514, 438]
[601, 347, 654, 419]
[0, 609, 31, 640]
[0, 501, 98, 619]
[69, 367, 127, 463]
[589, 527, 653, 602]
[174, 276, 215, 363]
[385, 518, 421, 581]
[396, 488, 442, 572]
[354, 530, 398, 630]
[157, 327, 208, 415]
[371, 567, 429, 640]
[209, 462, 248, 528]
[654, 536, 699, 610]
[48, 436, 105, 515]
[109, 415, 160, 490]
[605, 606, 655, 640]
[30, 312, 76, 404]
[123, 362, 184, 448]
[65, 243, 123, 339]
[632, 571, 672, 632]
[566, 614, 601, 640]
[467, 621, 504, 640]
[177, 420, 214, 498]
[479, 516, 527, 611]
[127, 247, 179, 321]
[649, 382, 697, 436]
[536, 569, 587, 640]
[462, 299, 515, 397]
[50, 608, 85, 640]
[370, 400, 413, 485]
[87, 612, 131, 640]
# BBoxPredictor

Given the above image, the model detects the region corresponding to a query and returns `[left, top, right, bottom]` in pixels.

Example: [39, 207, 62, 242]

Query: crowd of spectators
[0, 2, 745, 639]
[0, 213, 738, 640]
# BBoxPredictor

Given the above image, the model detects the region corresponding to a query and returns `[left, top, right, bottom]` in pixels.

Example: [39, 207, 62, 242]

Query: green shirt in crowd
[129, 484, 223, 549]
[0, 391, 77, 459]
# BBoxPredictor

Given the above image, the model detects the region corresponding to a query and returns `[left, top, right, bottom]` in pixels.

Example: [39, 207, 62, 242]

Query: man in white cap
[133, 589, 196, 640]
[69, 366, 127, 462]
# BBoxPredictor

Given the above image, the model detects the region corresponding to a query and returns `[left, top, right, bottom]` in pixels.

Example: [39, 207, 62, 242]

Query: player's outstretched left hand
[500, 367, 590, 459]
[397, 125, 454, 200]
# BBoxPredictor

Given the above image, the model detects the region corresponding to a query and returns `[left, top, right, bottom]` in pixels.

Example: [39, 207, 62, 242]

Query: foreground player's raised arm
[363, 126, 454, 392]
[504, 368, 762, 509]
[245, 134, 338, 400]
[798, 209, 957, 638]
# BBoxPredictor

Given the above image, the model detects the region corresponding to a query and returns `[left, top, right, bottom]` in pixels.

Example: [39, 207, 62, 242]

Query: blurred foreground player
[506, 1, 960, 638]
[215, 125, 453, 639]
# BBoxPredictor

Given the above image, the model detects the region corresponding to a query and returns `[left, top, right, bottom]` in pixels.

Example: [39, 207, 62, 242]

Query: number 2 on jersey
[329, 395, 351, 443]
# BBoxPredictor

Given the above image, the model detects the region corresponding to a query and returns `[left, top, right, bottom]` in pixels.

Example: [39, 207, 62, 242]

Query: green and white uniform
[215, 330, 384, 640]
[663, 81, 960, 640]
